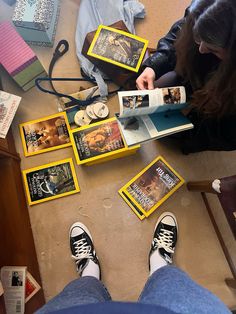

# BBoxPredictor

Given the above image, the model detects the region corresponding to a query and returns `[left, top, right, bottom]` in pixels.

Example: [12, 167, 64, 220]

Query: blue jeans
[37, 266, 230, 314]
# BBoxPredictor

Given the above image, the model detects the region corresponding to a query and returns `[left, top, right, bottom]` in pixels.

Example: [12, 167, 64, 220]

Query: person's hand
[136, 67, 156, 90]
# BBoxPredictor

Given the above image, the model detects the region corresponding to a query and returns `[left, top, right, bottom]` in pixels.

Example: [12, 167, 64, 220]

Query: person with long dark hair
[136, 0, 236, 153]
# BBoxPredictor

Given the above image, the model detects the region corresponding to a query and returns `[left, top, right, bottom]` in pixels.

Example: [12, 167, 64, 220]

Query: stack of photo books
[119, 156, 185, 220]
[116, 86, 194, 146]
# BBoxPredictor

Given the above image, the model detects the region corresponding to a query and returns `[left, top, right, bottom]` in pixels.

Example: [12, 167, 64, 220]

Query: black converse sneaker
[69, 222, 100, 279]
[149, 212, 178, 271]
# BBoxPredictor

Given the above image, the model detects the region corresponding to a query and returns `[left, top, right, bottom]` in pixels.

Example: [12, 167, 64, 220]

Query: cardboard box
[12, 0, 61, 47]
[0, 22, 46, 91]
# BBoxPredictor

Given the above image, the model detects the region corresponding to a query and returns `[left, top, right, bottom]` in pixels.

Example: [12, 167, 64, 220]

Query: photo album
[119, 156, 185, 220]
[116, 86, 194, 146]
[87, 24, 149, 72]
[22, 158, 80, 205]
[19, 112, 71, 157]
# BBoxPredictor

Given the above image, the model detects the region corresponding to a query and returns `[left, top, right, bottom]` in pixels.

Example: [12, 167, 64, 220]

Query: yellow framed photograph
[22, 158, 80, 206]
[70, 117, 139, 165]
[19, 112, 71, 157]
[87, 25, 149, 72]
[119, 156, 185, 218]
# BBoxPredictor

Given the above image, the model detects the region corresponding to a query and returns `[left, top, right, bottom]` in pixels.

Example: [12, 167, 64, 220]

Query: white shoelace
[71, 238, 93, 264]
[153, 228, 174, 254]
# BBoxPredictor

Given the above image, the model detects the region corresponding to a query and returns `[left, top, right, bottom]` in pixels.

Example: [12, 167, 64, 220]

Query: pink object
[0, 21, 35, 75]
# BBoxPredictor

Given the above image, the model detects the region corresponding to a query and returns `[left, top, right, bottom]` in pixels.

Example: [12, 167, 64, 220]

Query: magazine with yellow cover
[87, 25, 149, 72]
[119, 189, 145, 220]
[19, 112, 71, 157]
[70, 117, 139, 165]
[85, 146, 139, 166]
[119, 156, 185, 219]
[22, 158, 80, 205]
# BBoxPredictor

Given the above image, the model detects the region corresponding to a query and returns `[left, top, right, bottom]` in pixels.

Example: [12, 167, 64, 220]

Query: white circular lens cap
[74, 110, 92, 126]
[93, 102, 109, 119]
[86, 104, 98, 120]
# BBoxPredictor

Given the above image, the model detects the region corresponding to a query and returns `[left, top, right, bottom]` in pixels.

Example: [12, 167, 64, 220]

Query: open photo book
[116, 86, 194, 146]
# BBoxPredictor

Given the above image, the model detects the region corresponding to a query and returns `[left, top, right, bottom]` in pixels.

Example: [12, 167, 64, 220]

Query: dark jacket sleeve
[181, 111, 236, 154]
[142, 8, 190, 79]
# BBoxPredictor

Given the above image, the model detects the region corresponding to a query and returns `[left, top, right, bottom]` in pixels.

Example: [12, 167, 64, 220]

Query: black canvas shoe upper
[150, 214, 177, 264]
[70, 226, 99, 276]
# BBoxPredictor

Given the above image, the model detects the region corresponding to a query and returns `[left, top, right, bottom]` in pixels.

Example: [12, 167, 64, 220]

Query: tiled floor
[1, 0, 236, 309]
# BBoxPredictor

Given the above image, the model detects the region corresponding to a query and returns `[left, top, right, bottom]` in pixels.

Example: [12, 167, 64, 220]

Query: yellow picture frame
[22, 158, 80, 206]
[87, 25, 149, 73]
[119, 156, 185, 218]
[70, 117, 139, 165]
[19, 112, 71, 157]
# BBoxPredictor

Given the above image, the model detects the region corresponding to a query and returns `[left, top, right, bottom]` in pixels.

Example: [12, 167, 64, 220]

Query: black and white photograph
[11, 271, 23, 287]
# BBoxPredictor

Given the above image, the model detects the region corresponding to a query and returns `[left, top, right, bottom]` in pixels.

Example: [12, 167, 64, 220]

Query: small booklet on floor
[119, 156, 185, 220]
[116, 86, 193, 146]
[0, 90, 21, 138]
[1, 266, 27, 314]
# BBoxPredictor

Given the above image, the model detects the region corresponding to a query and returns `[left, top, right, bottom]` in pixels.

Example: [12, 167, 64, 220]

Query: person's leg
[36, 276, 111, 313]
[36, 222, 112, 313]
[140, 266, 230, 314]
[139, 212, 230, 314]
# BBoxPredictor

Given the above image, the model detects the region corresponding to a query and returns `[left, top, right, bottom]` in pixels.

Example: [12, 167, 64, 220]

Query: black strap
[48, 39, 69, 93]
[35, 40, 121, 108]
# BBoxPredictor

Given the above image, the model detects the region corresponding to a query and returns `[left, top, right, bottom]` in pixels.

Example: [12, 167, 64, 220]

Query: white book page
[117, 115, 157, 146]
[116, 110, 193, 147]
[118, 86, 186, 118]
[1, 266, 26, 314]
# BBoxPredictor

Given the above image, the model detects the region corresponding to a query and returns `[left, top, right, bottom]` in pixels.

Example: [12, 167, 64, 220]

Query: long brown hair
[175, 0, 236, 116]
